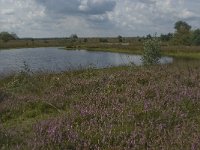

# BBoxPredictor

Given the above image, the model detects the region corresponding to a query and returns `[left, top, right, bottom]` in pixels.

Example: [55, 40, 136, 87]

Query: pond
[0, 47, 173, 75]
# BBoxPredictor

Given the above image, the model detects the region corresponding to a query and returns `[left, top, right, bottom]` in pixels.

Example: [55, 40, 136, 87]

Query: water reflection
[0, 47, 173, 74]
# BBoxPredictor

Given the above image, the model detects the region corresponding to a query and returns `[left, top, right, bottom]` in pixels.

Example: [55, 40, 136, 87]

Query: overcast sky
[0, 0, 200, 38]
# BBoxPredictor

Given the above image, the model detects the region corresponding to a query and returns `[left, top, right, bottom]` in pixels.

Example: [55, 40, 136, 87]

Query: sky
[0, 0, 200, 38]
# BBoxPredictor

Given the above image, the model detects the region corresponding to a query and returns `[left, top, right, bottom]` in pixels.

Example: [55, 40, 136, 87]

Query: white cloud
[0, 0, 45, 36]
[0, 0, 200, 37]
[108, 0, 200, 35]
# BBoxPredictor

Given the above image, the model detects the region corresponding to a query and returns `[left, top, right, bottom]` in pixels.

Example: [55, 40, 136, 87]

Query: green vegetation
[160, 33, 173, 42]
[142, 37, 161, 65]
[0, 32, 18, 43]
[0, 61, 200, 149]
[69, 34, 78, 42]
[173, 21, 192, 45]
[118, 35, 123, 43]
[191, 29, 200, 46]
[64, 21, 200, 59]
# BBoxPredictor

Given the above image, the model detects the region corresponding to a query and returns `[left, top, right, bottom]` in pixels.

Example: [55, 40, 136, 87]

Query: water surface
[0, 47, 173, 75]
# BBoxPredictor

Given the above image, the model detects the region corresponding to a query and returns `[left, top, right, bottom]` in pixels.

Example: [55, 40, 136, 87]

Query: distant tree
[99, 38, 108, 43]
[160, 33, 173, 42]
[70, 34, 78, 39]
[191, 29, 200, 46]
[29, 38, 34, 46]
[118, 35, 123, 43]
[0, 32, 16, 42]
[83, 38, 88, 43]
[175, 21, 191, 33]
[173, 21, 192, 45]
[70, 34, 78, 42]
[146, 34, 152, 39]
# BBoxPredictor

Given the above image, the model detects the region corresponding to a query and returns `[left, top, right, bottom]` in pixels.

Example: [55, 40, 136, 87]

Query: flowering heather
[0, 61, 200, 149]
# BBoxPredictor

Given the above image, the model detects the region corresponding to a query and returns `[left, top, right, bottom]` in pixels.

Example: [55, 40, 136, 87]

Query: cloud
[0, 0, 200, 37]
[109, 0, 200, 35]
[0, 0, 46, 37]
[35, 0, 80, 15]
[36, 0, 116, 15]
[79, 0, 116, 14]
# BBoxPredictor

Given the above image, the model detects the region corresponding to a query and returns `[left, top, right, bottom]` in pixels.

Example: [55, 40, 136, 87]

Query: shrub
[142, 37, 161, 65]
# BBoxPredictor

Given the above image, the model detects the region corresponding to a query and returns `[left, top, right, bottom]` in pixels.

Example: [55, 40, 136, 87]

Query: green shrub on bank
[142, 37, 161, 65]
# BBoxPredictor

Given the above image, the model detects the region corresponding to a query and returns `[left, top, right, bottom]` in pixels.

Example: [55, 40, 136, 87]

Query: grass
[1, 61, 200, 149]
[1, 39, 200, 59]
[162, 51, 200, 59]
[0, 39, 67, 49]
[65, 42, 200, 59]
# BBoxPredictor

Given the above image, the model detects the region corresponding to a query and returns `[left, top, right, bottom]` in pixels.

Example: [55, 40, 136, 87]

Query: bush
[142, 37, 161, 65]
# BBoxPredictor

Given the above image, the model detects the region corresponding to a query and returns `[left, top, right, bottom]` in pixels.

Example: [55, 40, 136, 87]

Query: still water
[0, 47, 173, 74]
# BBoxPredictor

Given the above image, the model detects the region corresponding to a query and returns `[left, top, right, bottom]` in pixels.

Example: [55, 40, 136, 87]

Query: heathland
[0, 21, 200, 149]
[1, 62, 200, 149]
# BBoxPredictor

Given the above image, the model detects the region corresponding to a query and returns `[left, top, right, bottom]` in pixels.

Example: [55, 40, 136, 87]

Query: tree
[0, 32, 16, 42]
[191, 29, 200, 46]
[173, 21, 192, 45]
[70, 34, 78, 42]
[118, 35, 123, 43]
[175, 21, 191, 33]
[160, 33, 173, 42]
[142, 37, 161, 65]
[146, 34, 152, 39]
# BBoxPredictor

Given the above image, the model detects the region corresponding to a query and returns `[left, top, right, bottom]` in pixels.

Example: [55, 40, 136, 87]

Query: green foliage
[172, 21, 200, 46]
[173, 21, 192, 45]
[142, 37, 161, 65]
[118, 35, 123, 42]
[160, 33, 173, 42]
[146, 34, 152, 39]
[191, 29, 200, 46]
[70, 34, 78, 42]
[0, 32, 17, 42]
[175, 21, 191, 32]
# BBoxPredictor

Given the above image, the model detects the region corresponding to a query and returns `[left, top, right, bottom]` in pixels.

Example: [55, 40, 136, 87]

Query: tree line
[1, 21, 200, 46]
[160, 21, 200, 46]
